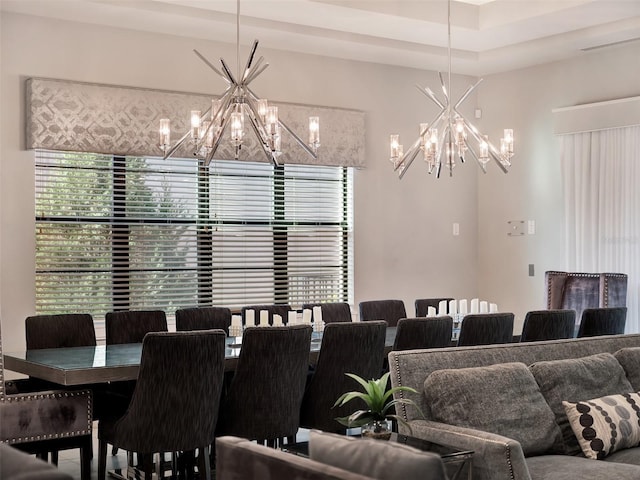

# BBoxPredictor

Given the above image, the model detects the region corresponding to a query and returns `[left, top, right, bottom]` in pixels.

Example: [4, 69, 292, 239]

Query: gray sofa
[389, 333, 640, 480]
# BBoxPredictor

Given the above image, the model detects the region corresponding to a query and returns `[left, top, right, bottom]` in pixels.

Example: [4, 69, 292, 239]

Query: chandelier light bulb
[309, 116, 320, 152]
[390, 134, 400, 160]
[258, 99, 269, 122]
[231, 110, 244, 146]
[266, 106, 279, 136]
[190, 110, 201, 140]
[159, 118, 170, 152]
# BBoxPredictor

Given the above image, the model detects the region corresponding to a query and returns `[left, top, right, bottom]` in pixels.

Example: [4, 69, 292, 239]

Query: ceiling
[3, 0, 640, 75]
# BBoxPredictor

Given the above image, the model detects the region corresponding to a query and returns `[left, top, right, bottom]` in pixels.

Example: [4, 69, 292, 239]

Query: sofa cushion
[525, 453, 640, 480]
[614, 348, 640, 390]
[529, 352, 634, 455]
[309, 430, 447, 480]
[423, 362, 562, 457]
[604, 445, 640, 466]
[563, 391, 640, 460]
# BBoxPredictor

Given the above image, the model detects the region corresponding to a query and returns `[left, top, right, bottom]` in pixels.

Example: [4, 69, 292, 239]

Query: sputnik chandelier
[390, 0, 513, 178]
[159, 0, 320, 166]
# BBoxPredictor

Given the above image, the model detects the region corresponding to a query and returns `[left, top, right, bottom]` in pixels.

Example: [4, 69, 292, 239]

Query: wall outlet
[528, 264, 535, 276]
[453, 222, 460, 236]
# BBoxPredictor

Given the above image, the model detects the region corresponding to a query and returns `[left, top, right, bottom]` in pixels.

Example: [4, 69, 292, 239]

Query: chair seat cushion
[423, 362, 563, 457]
[525, 453, 640, 480]
[529, 353, 634, 455]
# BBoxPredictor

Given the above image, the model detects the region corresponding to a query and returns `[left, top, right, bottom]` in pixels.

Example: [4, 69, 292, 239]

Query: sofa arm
[402, 420, 532, 480]
[1, 390, 92, 445]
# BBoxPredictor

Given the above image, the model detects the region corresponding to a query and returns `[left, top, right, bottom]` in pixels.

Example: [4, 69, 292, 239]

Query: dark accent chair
[300, 321, 387, 433]
[175, 306, 232, 335]
[545, 271, 627, 322]
[577, 307, 627, 337]
[393, 317, 453, 351]
[302, 302, 353, 323]
[216, 325, 312, 447]
[241, 304, 291, 326]
[414, 298, 454, 317]
[98, 330, 227, 480]
[520, 309, 576, 342]
[0, 325, 92, 480]
[457, 312, 515, 346]
[105, 310, 168, 345]
[358, 300, 406, 327]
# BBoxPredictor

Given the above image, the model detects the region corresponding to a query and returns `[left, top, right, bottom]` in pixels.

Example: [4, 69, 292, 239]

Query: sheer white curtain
[560, 125, 640, 333]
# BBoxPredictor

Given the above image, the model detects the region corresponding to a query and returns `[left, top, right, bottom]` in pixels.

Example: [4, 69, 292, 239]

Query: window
[35, 151, 353, 319]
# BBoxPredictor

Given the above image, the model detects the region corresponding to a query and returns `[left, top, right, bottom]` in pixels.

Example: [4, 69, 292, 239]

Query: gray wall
[1, 11, 639, 354]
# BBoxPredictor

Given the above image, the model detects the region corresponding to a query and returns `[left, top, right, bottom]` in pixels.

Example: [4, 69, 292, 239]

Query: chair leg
[112, 446, 119, 456]
[198, 446, 212, 480]
[141, 453, 153, 480]
[51, 450, 59, 465]
[98, 439, 108, 480]
[80, 436, 92, 480]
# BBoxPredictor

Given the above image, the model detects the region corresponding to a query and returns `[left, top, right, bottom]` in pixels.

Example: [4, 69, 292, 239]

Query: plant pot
[361, 420, 392, 440]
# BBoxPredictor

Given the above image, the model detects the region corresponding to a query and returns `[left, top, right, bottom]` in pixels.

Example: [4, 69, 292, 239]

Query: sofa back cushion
[529, 353, 634, 455]
[424, 362, 563, 457]
[614, 348, 640, 390]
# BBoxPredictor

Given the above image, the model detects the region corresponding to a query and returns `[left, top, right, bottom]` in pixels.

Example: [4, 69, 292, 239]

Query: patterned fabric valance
[26, 77, 365, 167]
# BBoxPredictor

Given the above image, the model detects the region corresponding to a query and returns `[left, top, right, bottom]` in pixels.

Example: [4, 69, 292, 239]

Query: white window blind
[35, 150, 353, 319]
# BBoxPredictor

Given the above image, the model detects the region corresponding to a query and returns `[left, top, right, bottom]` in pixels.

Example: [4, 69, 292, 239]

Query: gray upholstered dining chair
[25, 314, 96, 350]
[175, 306, 232, 335]
[105, 309, 167, 345]
[302, 302, 353, 323]
[216, 325, 312, 447]
[393, 317, 453, 351]
[577, 307, 627, 337]
[0, 324, 93, 480]
[358, 299, 406, 327]
[300, 321, 387, 433]
[519, 309, 576, 342]
[414, 298, 454, 317]
[98, 330, 227, 480]
[241, 304, 291, 326]
[457, 312, 515, 346]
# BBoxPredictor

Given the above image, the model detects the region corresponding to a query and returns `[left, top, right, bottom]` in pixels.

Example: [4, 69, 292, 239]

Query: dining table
[3, 326, 399, 387]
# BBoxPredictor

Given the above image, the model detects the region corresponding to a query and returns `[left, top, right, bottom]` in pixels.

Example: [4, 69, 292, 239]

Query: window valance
[26, 77, 366, 168]
[552, 96, 640, 135]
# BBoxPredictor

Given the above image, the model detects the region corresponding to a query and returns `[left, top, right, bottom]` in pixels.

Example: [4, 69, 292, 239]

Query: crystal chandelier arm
[242, 40, 259, 77]
[219, 57, 238, 85]
[464, 141, 488, 174]
[243, 60, 270, 87]
[416, 85, 445, 109]
[396, 145, 422, 179]
[438, 72, 449, 103]
[202, 92, 237, 166]
[246, 87, 319, 160]
[193, 49, 230, 86]
[245, 110, 280, 166]
[454, 78, 483, 110]
[457, 115, 508, 173]
[162, 129, 192, 160]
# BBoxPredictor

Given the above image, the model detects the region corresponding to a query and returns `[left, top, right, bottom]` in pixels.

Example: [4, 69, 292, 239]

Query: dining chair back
[241, 304, 291, 326]
[176, 307, 232, 335]
[457, 313, 515, 346]
[300, 321, 387, 433]
[520, 310, 576, 342]
[302, 302, 353, 323]
[358, 299, 406, 327]
[105, 310, 167, 345]
[414, 298, 454, 317]
[1, 324, 93, 480]
[216, 325, 312, 446]
[98, 330, 227, 480]
[393, 317, 453, 351]
[25, 314, 96, 349]
[577, 307, 627, 337]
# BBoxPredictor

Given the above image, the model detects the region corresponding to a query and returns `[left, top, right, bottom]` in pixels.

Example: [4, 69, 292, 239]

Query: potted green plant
[333, 372, 423, 439]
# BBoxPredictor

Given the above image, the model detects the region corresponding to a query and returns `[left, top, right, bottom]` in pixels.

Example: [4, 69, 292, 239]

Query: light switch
[528, 220, 536, 235]
[453, 223, 460, 236]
